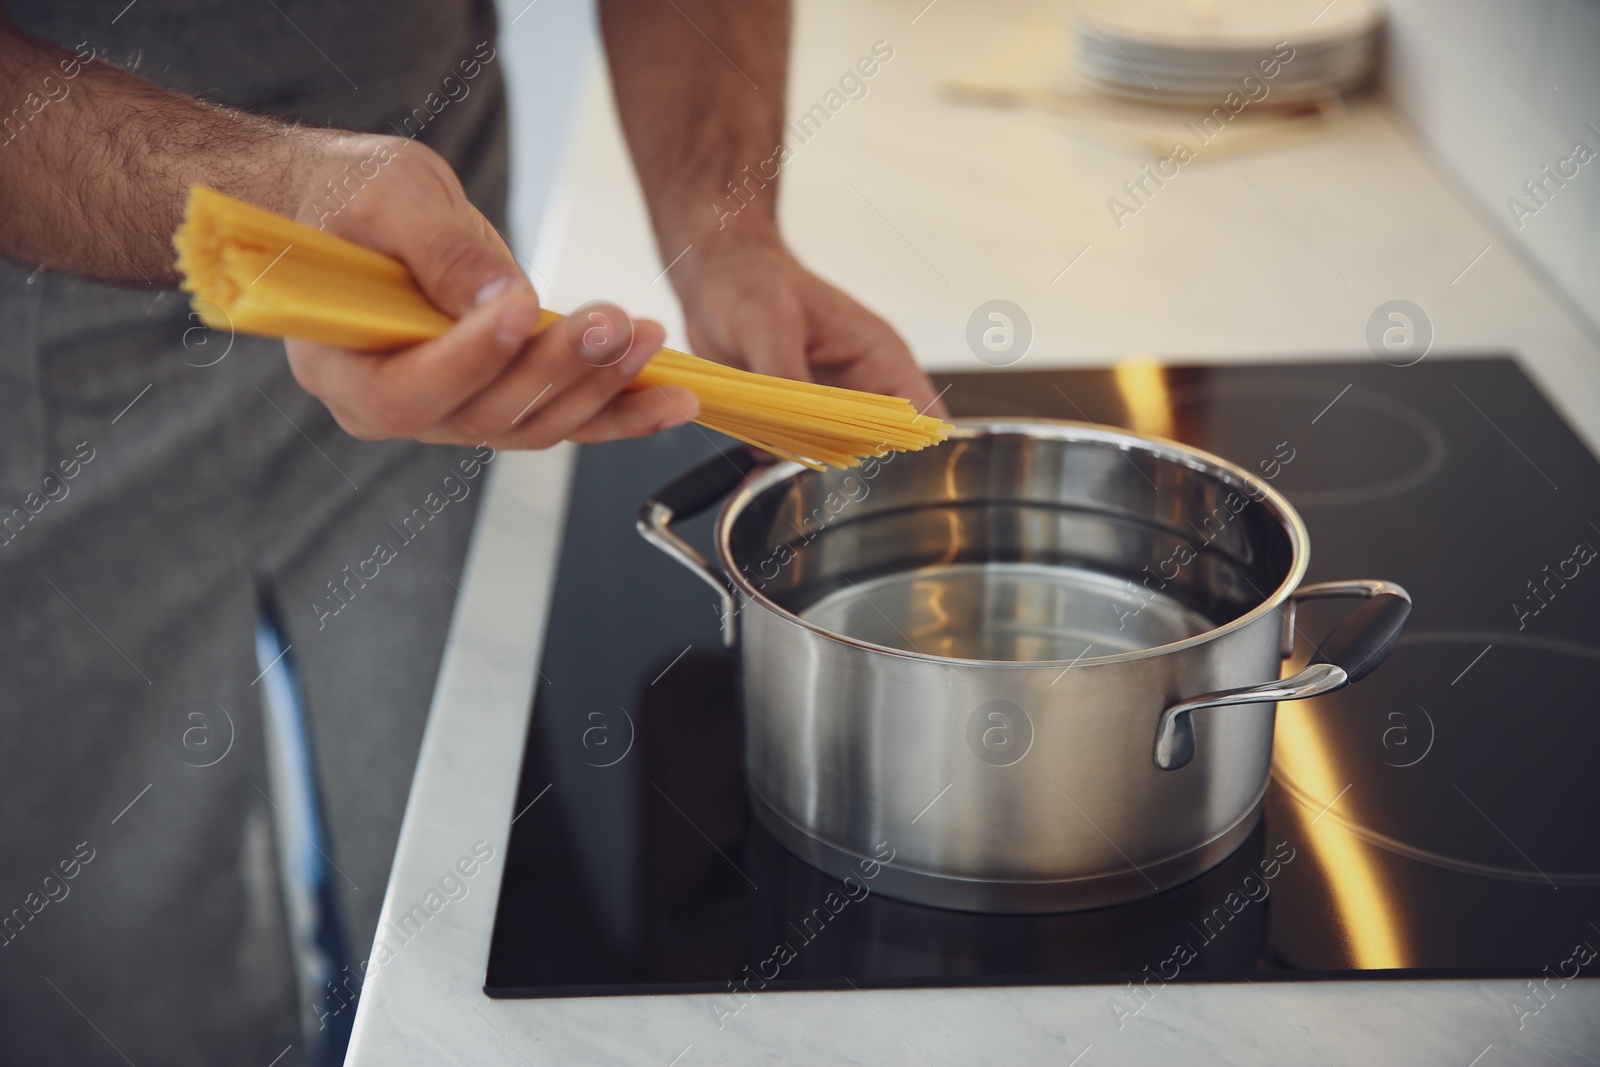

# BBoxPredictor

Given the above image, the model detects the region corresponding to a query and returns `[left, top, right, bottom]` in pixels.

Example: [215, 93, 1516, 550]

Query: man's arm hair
[0, 13, 322, 286]
[597, 0, 790, 257]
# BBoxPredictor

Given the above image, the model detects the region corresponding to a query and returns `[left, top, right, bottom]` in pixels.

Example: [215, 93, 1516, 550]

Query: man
[0, 1, 937, 1062]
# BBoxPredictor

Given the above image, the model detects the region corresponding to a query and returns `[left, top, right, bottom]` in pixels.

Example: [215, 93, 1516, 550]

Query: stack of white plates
[1074, 0, 1381, 106]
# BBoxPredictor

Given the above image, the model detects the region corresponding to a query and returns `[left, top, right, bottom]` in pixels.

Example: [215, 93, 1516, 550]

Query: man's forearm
[599, 0, 790, 257]
[0, 19, 322, 286]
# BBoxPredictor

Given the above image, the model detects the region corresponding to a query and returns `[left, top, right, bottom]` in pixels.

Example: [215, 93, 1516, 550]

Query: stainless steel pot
[639, 419, 1410, 913]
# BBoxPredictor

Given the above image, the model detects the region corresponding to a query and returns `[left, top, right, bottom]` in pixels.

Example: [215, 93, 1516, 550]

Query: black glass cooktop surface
[485, 357, 1600, 998]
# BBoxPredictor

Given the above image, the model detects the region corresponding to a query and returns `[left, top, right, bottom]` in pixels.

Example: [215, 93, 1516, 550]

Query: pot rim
[713, 417, 1310, 669]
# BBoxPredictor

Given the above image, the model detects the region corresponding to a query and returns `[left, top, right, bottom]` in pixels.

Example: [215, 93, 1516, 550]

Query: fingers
[329, 141, 529, 318]
[286, 287, 540, 438]
[413, 212, 528, 319]
[785, 282, 944, 414]
[290, 279, 689, 448]
[433, 318, 673, 448]
[836, 325, 945, 416]
[685, 275, 812, 384]
[887, 354, 948, 419]
[730, 299, 812, 384]
[567, 385, 701, 444]
[288, 139, 703, 451]
[678, 250, 943, 417]
[814, 283, 945, 415]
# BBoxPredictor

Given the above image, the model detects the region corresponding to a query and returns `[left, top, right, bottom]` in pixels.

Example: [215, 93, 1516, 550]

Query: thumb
[305, 137, 535, 322]
[405, 208, 533, 320]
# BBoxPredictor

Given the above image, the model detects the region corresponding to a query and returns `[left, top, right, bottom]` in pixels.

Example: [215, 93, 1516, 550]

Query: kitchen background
[334, 1, 1600, 1064]
[504, 0, 1600, 350]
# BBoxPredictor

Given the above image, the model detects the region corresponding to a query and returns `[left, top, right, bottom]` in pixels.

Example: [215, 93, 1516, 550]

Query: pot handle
[1152, 580, 1411, 770]
[637, 448, 769, 648]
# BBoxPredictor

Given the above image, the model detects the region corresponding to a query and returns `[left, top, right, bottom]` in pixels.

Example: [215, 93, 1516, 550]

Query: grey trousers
[0, 273, 483, 1064]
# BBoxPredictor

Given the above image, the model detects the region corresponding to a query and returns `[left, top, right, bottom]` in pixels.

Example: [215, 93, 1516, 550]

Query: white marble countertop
[346, 1, 1600, 1063]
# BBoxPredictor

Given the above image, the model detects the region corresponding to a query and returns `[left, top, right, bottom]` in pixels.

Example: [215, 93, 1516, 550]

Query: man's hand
[600, 0, 943, 417]
[281, 136, 698, 449]
[0, 19, 696, 452]
[673, 233, 944, 415]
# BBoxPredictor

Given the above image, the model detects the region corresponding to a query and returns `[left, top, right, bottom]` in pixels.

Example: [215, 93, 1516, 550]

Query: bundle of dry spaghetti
[172, 186, 951, 469]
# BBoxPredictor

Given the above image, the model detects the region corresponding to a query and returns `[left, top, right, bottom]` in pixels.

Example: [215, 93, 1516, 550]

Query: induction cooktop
[484, 357, 1600, 1000]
